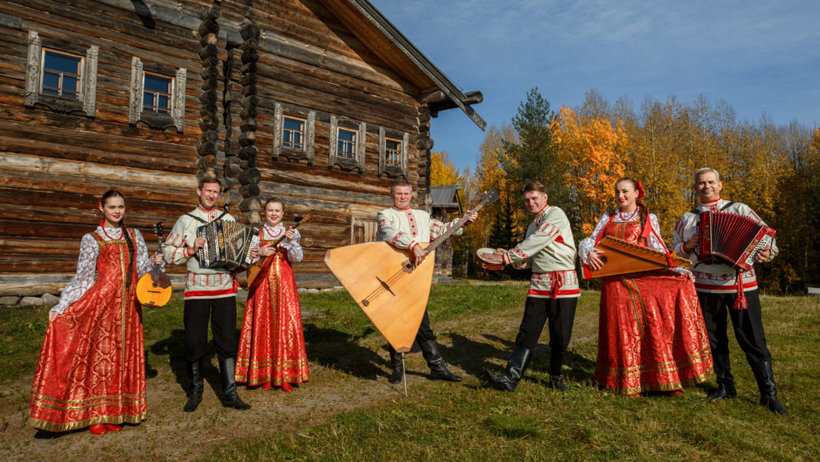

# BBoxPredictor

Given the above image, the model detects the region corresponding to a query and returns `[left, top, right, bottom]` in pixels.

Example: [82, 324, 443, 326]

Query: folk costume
[164, 205, 249, 411]
[236, 224, 309, 390]
[29, 226, 155, 432]
[376, 205, 463, 383]
[485, 204, 580, 392]
[579, 212, 712, 395]
[672, 199, 787, 413]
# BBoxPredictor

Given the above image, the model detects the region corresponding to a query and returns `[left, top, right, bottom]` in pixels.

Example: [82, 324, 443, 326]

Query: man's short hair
[521, 180, 546, 194]
[694, 168, 720, 184]
[198, 176, 222, 190]
[390, 179, 413, 194]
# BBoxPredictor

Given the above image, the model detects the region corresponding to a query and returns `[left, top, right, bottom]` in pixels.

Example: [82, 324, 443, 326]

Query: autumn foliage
[458, 89, 819, 293]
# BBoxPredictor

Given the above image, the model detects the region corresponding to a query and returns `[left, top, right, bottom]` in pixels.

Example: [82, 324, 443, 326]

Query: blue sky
[369, 0, 820, 172]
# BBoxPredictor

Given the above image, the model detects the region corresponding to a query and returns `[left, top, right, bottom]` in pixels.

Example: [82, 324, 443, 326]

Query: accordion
[197, 220, 259, 271]
[697, 211, 775, 271]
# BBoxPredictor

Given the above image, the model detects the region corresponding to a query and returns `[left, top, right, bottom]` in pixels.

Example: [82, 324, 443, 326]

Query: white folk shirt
[671, 199, 778, 293]
[164, 206, 238, 300]
[377, 206, 462, 250]
[52, 227, 157, 314]
[500, 205, 580, 299]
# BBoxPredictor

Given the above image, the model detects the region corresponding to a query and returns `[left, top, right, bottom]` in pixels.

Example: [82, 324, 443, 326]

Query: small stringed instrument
[582, 235, 692, 279]
[136, 222, 173, 307]
[246, 215, 312, 292]
[325, 189, 499, 352]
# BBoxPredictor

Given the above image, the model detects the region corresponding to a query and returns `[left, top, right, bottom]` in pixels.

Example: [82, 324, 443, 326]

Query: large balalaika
[697, 211, 776, 271]
[197, 220, 259, 271]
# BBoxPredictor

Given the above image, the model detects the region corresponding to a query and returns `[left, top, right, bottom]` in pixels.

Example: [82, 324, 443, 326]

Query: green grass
[2, 284, 818, 460]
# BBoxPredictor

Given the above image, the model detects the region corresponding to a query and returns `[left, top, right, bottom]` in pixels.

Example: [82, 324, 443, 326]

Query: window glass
[283, 117, 305, 150]
[42, 49, 82, 98]
[338, 128, 356, 158]
[143, 73, 172, 114]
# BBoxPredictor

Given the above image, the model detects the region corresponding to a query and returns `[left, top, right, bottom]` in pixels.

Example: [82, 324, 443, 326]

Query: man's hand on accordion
[754, 246, 772, 263]
[193, 236, 206, 251]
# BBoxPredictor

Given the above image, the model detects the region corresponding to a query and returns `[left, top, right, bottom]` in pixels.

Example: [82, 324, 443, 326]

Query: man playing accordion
[163, 177, 251, 412]
[672, 167, 787, 415]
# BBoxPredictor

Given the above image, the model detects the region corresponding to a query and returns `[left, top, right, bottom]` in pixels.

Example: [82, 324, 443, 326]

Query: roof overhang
[319, 0, 486, 130]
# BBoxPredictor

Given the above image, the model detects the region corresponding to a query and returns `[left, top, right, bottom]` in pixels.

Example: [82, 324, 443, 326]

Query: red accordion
[697, 211, 775, 270]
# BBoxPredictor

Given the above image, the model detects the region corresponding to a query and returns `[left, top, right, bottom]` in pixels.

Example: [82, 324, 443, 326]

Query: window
[337, 128, 356, 158]
[41, 49, 82, 99]
[385, 139, 401, 166]
[24, 31, 98, 116]
[142, 72, 172, 114]
[329, 115, 366, 172]
[378, 128, 409, 178]
[283, 116, 305, 150]
[128, 57, 186, 132]
[273, 102, 315, 164]
[351, 216, 379, 244]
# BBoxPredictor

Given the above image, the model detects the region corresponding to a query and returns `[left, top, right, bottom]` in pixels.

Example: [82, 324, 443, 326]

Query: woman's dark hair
[614, 178, 649, 238]
[262, 196, 285, 214]
[101, 190, 136, 286]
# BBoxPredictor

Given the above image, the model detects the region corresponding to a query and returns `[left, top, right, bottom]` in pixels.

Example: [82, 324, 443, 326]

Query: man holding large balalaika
[163, 177, 250, 412]
[377, 179, 476, 384]
[482, 181, 580, 393]
[672, 168, 787, 415]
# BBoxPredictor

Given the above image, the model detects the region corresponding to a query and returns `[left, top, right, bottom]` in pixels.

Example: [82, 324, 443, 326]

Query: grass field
[1, 282, 818, 461]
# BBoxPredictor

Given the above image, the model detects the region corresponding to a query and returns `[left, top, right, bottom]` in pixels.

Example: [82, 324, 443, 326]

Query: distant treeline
[432, 88, 820, 294]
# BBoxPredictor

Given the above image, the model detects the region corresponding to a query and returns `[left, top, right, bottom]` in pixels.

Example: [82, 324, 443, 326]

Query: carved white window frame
[273, 102, 315, 165]
[329, 115, 366, 172]
[128, 57, 186, 132]
[378, 128, 409, 178]
[24, 30, 98, 117]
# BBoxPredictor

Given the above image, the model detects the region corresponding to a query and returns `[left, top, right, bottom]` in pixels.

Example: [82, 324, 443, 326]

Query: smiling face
[196, 181, 222, 209]
[264, 201, 284, 227]
[614, 180, 638, 212]
[522, 190, 548, 214]
[694, 170, 722, 203]
[391, 185, 413, 209]
[100, 195, 126, 228]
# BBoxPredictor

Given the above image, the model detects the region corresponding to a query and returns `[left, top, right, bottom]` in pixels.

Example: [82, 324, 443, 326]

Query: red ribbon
[636, 181, 645, 199]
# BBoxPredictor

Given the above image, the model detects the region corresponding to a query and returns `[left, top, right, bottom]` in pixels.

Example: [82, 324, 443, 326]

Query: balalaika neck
[421, 198, 491, 257]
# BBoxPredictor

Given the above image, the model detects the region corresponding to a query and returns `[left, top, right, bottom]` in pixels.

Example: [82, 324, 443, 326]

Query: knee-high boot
[219, 357, 251, 410]
[708, 352, 736, 400]
[419, 340, 461, 382]
[751, 360, 788, 415]
[388, 347, 404, 384]
[482, 346, 532, 392]
[183, 361, 204, 412]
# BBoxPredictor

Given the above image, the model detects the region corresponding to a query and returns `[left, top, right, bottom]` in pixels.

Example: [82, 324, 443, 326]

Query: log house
[0, 0, 484, 297]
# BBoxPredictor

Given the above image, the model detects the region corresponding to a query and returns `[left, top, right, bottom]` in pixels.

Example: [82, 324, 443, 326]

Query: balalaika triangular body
[324, 242, 435, 352]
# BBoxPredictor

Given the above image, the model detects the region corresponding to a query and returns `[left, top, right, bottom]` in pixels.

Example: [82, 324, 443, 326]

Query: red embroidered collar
[700, 198, 721, 205]
[393, 206, 412, 211]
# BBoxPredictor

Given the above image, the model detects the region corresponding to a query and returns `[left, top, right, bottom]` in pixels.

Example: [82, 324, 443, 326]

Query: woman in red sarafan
[578, 178, 713, 396]
[236, 197, 309, 392]
[28, 190, 163, 434]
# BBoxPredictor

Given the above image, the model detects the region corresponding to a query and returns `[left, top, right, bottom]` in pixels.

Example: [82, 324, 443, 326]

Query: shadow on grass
[443, 332, 597, 387]
[303, 323, 387, 380]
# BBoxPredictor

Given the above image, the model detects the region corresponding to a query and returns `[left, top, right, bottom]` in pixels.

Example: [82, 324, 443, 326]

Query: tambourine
[475, 248, 504, 271]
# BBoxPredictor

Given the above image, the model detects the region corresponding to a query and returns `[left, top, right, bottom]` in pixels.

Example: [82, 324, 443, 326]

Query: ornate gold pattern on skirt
[594, 221, 713, 395]
[237, 244, 310, 387]
[28, 233, 147, 431]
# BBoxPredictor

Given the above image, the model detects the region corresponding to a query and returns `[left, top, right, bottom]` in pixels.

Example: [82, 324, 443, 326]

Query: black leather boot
[549, 375, 568, 392]
[751, 360, 788, 415]
[219, 357, 251, 410]
[183, 361, 203, 412]
[482, 346, 532, 392]
[708, 352, 737, 400]
[388, 348, 404, 384]
[419, 340, 461, 382]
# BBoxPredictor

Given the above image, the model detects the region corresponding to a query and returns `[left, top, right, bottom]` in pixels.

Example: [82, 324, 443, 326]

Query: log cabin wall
[0, 0, 466, 296]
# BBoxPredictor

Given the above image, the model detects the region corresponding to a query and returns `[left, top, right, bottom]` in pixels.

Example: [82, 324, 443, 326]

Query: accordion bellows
[197, 220, 259, 271]
[697, 211, 775, 271]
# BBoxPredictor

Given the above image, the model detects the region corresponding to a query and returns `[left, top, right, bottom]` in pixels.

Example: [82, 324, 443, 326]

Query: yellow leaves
[430, 151, 463, 186]
[553, 106, 627, 230]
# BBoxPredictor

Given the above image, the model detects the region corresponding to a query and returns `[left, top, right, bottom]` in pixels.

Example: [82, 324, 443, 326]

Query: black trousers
[184, 296, 238, 363]
[515, 296, 577, 376]
[388, 309, 436, 356]
[698, 290, 771, 369]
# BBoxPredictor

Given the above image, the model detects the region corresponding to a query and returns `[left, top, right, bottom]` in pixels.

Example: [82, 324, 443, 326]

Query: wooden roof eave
[319, 0, 486, 130]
